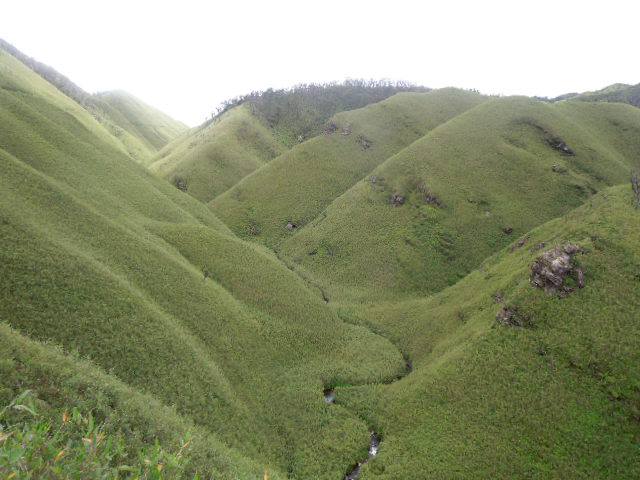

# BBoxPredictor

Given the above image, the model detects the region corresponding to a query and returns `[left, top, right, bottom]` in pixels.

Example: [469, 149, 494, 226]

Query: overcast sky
[2, 0, 639, 126]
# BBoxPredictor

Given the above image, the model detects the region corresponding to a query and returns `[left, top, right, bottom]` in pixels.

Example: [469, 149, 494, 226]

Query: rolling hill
[92, 89, 188, 162]
[554, 83, 640, 109]
[0, 38, 187, 164]
[150, 104, 287, 202]
[151, 81, 432, 203]
[279, 96, 640, 302]
[0, 46, 408, 479]
[1, 39, 640, 480]
[210, 88, 487, 245]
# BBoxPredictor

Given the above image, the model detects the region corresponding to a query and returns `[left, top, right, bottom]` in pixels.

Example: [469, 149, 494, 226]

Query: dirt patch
[531, 243, 585, 295]
[390, 194, 405, 206]
[173, 177, 188, 192]
[510, 237, 528, 252]
[546, 136, 575, 155]
[417, 182, 443, 207]
[496, 306, 530, 327]
[357, 134, 372, 150]
[324, 122, 338, 134]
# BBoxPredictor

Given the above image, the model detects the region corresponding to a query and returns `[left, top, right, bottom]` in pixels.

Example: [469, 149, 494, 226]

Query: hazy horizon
[3, 0, 639, 126]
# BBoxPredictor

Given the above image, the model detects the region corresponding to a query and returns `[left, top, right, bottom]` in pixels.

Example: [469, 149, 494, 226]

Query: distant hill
[0, 38, 187, 163]
[554, 83, 640, 108]
[153, 81, 431, 202]
[2, 39, 640, 480]
[150, 104, 287, 202]
[211, 88, 487, 244]
[92, 90, 188, 157]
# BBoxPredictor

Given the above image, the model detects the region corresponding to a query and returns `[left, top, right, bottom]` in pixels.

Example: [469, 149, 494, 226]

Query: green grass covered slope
[334, 185, 640, 479]
[211, 88, 486, 245]
[0, 48, 411, 479]
[150, 105, 287, 202]
[92, 89, 188, 162]
[281, 96, 640, 302]
[0, 39, 187, 165]
[567, 83, 640, 108]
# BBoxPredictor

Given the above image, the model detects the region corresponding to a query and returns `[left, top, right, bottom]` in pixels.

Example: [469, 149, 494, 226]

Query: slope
[568, 82, 640, 108]
[0, 38, 187, 164]
[334, 184, 640, 479]
[0, 47, 409, 479]
[211, 88, 487, 245]
[281, 96, 640, 302]
[93, 89, 187, 156]
[150, 104, 287, 202]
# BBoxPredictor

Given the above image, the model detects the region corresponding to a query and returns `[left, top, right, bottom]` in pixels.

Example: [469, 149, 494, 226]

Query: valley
[1, 38, 639, 479]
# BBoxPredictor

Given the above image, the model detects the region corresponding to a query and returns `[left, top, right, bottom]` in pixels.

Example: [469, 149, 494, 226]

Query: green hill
[92, 89, 188, 160]
[334, 184, 640, 479]
[556, 83, 640, 108]
[2, 40, 640, 480]
[150, 104, 287, 202]
[280, 96, 640, 302]
[0, 39, 187, 164]
[151, 81, 432, 204]
[211, 88, 487, 244]
[0, 46, 408, 479]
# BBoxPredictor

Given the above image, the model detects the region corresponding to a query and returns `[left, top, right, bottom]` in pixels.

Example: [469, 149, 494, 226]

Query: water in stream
[345, 432, 380, 480]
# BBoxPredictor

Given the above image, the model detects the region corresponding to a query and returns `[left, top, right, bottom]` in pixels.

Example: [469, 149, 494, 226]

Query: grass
[0, 47, 407, 479]
[92, 90, 188, 164]
[0, 39, 187, 166]
[334, 185, 640, 479]
[2, 43, 640, 479]
[150, 105, 287, 202]
[280, 96, 640, 303]
[210, 88, 486, 245]
[569, 82, 640, 108]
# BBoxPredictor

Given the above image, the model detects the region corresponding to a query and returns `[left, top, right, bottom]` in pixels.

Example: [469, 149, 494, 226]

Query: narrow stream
[323, 317, 413, 479]
[344, 432, 380, 480]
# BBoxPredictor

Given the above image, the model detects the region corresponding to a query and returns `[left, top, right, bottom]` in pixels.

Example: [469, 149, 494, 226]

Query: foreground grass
[0, 47, 406, 479]
[336, 185, 640, 479]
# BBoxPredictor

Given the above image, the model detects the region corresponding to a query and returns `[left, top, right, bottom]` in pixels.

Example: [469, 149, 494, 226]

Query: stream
[326, 357, 413, 479]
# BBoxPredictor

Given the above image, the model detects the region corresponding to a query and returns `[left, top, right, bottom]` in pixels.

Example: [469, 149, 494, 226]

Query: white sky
[2, 0, 639, 126]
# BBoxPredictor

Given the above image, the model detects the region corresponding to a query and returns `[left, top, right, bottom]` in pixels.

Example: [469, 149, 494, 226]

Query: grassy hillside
[150, 105, 287, 202]
[3, 38, 640, 479]
[556, 83, 640, 108]
[211, 88, 486, 245]
[0, 47, 410, 479]
[215, 80, 431, 147]
[0, 323, 268, 479]
[93, 90, 187, 156]
[334, 185, 640, 479]
[281, 97, 640, 302]
[0, 38, 187, 165]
